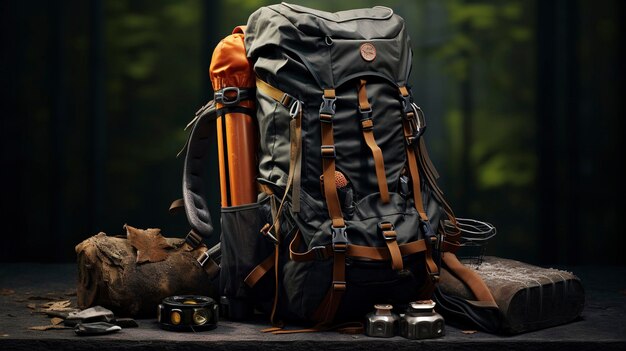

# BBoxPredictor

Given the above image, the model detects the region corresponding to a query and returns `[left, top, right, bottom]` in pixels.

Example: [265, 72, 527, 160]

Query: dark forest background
[1, 0, 624, 265]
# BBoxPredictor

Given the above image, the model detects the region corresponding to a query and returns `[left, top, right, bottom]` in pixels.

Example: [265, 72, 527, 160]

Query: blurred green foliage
[102, 0, 203, 217]
[98, 0, 539, 259]
[3, 0, 622, 264]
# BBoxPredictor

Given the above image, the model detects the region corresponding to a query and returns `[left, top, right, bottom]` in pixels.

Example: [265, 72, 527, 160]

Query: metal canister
[365, 304, 399, 338]
[399, 300, 445, 340]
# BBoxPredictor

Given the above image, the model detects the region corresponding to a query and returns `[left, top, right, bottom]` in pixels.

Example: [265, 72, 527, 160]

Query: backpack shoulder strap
[180, 100, 218, 246]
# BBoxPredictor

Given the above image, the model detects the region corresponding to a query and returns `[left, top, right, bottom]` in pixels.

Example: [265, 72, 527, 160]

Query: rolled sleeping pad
[209, 26, 257, 207]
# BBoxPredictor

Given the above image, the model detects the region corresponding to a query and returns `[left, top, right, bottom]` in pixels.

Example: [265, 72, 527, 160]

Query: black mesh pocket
[219, 198, 274, 301]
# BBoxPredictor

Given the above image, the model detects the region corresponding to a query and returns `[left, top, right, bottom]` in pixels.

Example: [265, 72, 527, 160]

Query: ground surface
[0, 263, 624, 350]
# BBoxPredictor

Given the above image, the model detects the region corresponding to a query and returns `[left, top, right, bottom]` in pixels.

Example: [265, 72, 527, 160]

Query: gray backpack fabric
[180, 3, 480, 329]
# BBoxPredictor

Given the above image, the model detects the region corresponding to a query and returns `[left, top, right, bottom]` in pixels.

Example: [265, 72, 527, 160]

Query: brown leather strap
[358, 80, 390, 204]
[168, 198, 185, 214]
[417, 137, 462, 250]
[317, 88, 347, 326]
[442, 252, 496, 304]
[378, 222, 403, 271]
[264, 102, 302, 235]
[269, 241, 281, 325]
[320, 89, 344, 229]
[256, 77, 302, 213]
[289, 230, 428, 262]
[244, 252, 275, 288]
[256, 77, 295, 108]
[399, 86, 438, 279]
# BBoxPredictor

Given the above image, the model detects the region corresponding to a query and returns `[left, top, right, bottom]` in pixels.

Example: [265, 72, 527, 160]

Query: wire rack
[454, 218, 497, 269]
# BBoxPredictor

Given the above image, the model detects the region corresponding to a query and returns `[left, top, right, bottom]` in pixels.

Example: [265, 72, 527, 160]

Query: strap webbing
[399, 86, 438, 280]
[289, 230, 428, 262]
[378, 222, 403, 271]
[357, 80, 390, 204]
[256, 77, 302, 213]
[442, 252, 496, 304]
[244, 252, 275, 288]
[318, 88, 347, 326]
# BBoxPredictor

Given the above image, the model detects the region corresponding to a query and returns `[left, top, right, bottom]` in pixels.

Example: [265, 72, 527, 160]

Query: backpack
[176, 3, 499, 332]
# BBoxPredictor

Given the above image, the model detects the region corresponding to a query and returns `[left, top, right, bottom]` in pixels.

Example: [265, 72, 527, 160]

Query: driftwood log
[75, 225, 219, 318]
[439, 256, 585, 334]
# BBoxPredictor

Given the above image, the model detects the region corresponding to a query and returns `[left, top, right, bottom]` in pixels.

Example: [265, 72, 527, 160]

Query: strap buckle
[197, 250, 211, 266]
[332, 281, 347, 291]
[319, 96, 337, 116]
[289, 100, 301, 119]
[412, 103, 427, 138]
[281, 93, 296, 108]
[400, 94, 413, 114]
[321, 145, 336, 159]
[331, 225, 348, 253]
[185, 230, 203, 249]
[378, 221, 397, 241]
[360, 117, 374, 131]
[215, 87, 242, 106]
[419, 219, 438, 250]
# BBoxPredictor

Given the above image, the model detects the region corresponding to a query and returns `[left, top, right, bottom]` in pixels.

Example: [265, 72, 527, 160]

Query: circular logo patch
[360, 43, 376, 62]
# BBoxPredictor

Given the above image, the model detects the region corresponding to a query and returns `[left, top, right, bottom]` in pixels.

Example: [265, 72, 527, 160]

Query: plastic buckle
[420, 219, 438, 248]
[360, 117, 374, 131]
[400, 94, 413, 114]
[215, 87, 241, 106]
[319, 96, 337, 116]
[331, 225, 348, 252]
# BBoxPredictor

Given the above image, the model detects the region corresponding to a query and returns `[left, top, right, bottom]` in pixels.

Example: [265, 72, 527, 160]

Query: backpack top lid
[245, 2, 412, 90]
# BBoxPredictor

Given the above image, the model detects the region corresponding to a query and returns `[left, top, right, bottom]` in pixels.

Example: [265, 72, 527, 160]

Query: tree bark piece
[75, 228, 218, 317]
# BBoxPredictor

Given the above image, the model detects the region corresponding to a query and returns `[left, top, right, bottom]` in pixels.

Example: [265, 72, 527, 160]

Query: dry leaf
[125, 224, 173, 264]
[0, 288, 15, 296]
[27, 303, 37, 310]
[50, 317, 64, 325]
[462, 330, 478, 334]
[28, 325, 68, 331]
[42, 300, 71, 311]
[1, 334, 9, 337]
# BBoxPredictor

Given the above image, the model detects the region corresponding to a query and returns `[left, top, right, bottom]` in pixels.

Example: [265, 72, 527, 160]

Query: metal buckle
[321, 145, 336, 159]
[281, 93, 295, 108]
[319, 96, 337, 116]
[215, 87, 241, 106]
[331, 225, 348, 252]
[411, 103, 427, 138]
[378, 222, 397, 241]
[289, 100, 301, 119]
[197, 250, 211, 266]
[332, 281, 347, 291]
